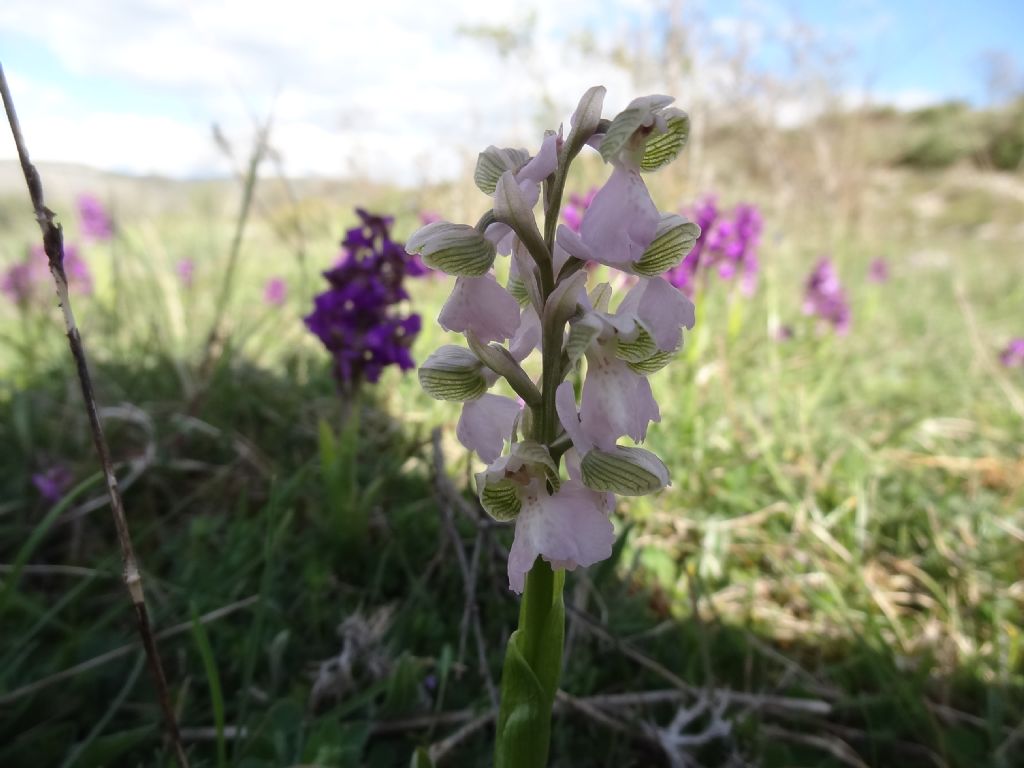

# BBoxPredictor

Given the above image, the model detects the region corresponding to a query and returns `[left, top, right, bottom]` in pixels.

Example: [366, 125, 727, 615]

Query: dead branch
[0, 62, 188, 768]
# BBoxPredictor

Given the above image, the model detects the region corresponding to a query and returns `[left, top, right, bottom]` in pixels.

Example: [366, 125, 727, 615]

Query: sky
[0, 0, 1020, 183]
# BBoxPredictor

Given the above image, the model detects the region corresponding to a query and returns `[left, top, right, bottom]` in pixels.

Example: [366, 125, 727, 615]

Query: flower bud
[494, 171, 548, 267]
[418, 345, 488, 401]
[466, 332, 542, 407]
[407, 222, 496, 276]
[566, 85, 606, 156]
[599, 95, 674, 164]
[474, 146, 531, 195]
[640, 108, 690, 172]
[633, 213, 701, 276]
[542, 271, 588, 332]
[580, 445, 670, 496]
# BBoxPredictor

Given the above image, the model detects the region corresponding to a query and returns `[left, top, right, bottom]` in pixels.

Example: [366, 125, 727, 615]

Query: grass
[0, 146, 1022, 767]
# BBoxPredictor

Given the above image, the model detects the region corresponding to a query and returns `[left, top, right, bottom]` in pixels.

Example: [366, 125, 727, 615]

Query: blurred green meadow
[1, 99, 1023, 768]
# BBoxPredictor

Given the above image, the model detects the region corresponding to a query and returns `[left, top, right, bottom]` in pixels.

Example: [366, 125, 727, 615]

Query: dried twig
[657, 692, 733, 768]
[567, 606, 831, 717]
[379, 681, 825, 766]
[58, 403, 158, 526]
[199, 117, 272, 376]
[0, 63, 189, 768]
[430, 428, 498, 708]
[0, 563, 112, 578]
[427, 710, 498, 763]
[555, 689, 663, 750]
[759, 724, 869, 768]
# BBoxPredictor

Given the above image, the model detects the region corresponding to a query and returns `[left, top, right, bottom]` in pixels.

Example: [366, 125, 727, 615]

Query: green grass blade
[191, 604, 227, 768]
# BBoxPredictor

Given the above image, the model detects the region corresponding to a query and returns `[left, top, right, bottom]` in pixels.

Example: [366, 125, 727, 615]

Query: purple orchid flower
[77, 194, 114, 241]
[32, 463, 74, 503]
[803, 257, 851, 334]
[868, 258, 890, 283]
[264, 277, 287, 306]
[305, 209, 424, 386]
[1000, 338, 1024, 368]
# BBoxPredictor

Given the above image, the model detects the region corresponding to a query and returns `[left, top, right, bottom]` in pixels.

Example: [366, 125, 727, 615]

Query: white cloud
[0, 0, 646, 182]
[0, 0, 944, 180]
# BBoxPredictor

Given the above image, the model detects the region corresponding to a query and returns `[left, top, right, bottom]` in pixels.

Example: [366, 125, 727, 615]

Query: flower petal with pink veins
[439, 274, 521, 343]
[510, 305, 541, 362]
[555, 381, 592, 454]
[517, 131, 560, 184]
[635, 276, 695, 351]
[580, 347, 660, 446]
[507, 479, 615, 593]
[556, 223, 593, 263]
[457, 394, 521, 463]
[580, 166, 659, 268]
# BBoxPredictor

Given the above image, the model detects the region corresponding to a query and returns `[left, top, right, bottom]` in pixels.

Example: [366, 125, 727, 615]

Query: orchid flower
[410, 85, 699, 766]
[475, 443, 615, 592]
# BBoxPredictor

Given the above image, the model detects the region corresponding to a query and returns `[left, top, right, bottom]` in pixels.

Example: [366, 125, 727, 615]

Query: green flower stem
[494, 560, 565, 768]
[520, 560, 557, 671]
[495, 141, 591, 768]
[539, 316, 564, 446]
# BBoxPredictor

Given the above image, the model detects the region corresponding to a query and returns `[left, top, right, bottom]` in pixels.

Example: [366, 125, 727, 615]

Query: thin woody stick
[0, 63, 189, 768]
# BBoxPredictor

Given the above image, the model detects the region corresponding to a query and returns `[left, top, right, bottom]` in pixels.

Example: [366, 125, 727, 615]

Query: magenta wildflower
[2, 244, 91, 304]
[77, 194, 114, 241]
[868, 258, 890, 283]
[1, 260, 35, 304]
[664, 196, 763, 297]
[419, 211, 442, 225]
[61, 245, 93, 295]
[803, 257, 850, 334]
[176, 259, 195, 288]
[32, 463, 74, 503]
[263, 277, 287, 306]
[1000, 338, 1024, 368]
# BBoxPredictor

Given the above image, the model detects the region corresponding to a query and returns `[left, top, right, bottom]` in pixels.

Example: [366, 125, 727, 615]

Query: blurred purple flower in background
[305, 209, 425, 386]
[176, 259, 195, 288]
[32, 463, 74, 503]
[665, 196, 762, 297]
[803, 257, 850, 334]
[2, 244, 91, 304]
[868, 258, 890, 283]
[561, 187, 598, 234]
[419, 211, 442, 225]
[1, 261, 35, 304]
[264, 277, 287, 306]
[61, 245, 93, 295]
[1000, 338, 1024, 368]
[77, 194, 114, 241]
